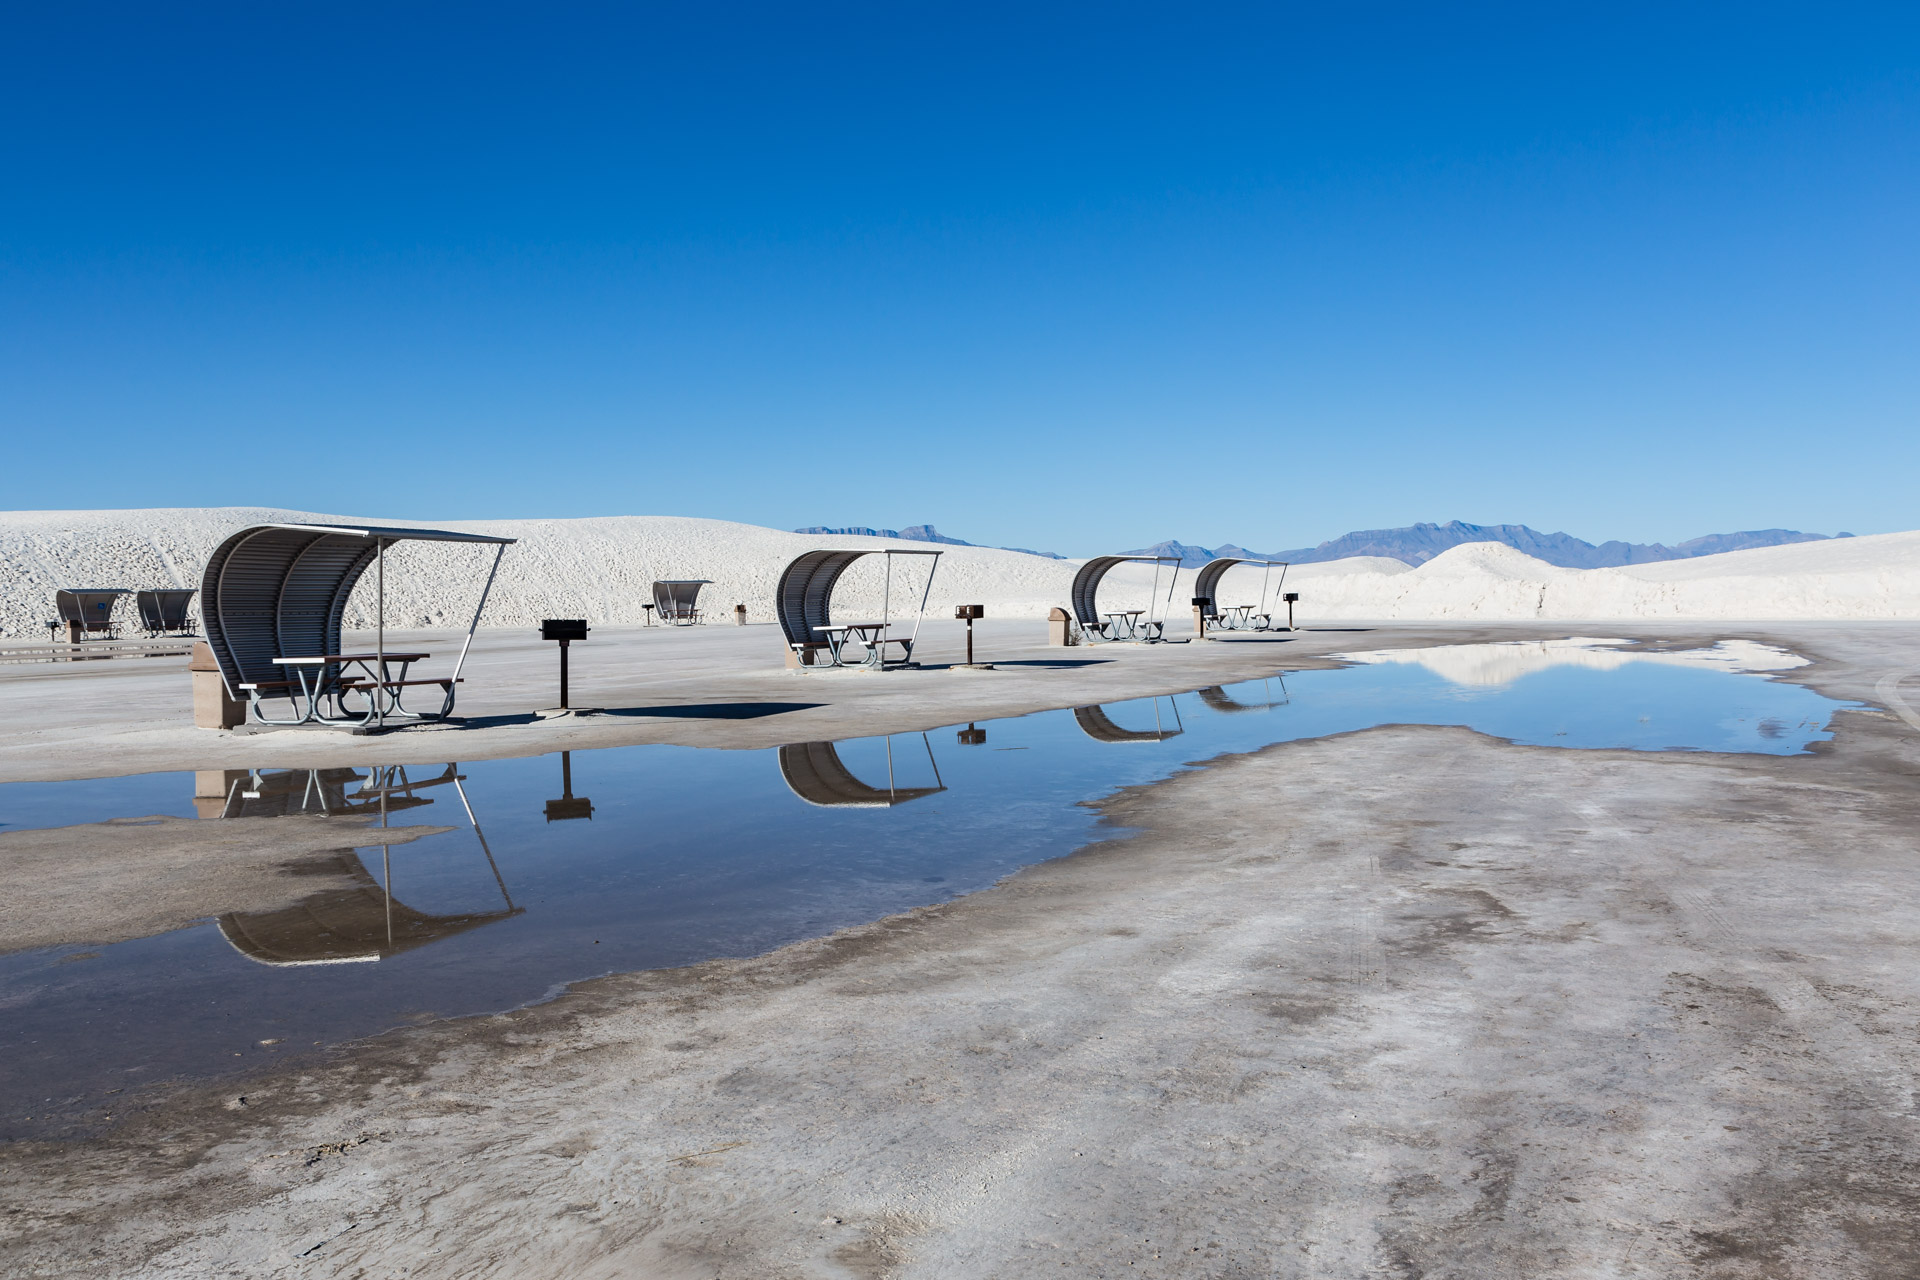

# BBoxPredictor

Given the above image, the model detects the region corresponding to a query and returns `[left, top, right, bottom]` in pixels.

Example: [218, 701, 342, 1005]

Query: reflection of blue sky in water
[0, 642, 1853, 1133]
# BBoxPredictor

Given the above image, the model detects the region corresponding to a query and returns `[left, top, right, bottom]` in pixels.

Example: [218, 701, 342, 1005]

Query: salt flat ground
[2, 622, 1919, 1277]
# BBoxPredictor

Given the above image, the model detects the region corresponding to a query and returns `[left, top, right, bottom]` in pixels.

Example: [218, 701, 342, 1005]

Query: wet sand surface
[3, 623, 1919, 1277]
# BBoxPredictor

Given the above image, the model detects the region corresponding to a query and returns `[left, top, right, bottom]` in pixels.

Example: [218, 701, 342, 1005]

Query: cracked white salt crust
[0, 507, 1915, 639]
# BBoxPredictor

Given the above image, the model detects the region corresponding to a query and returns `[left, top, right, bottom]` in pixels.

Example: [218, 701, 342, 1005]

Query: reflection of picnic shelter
[1197, 675, 1290, 714]
[217, 853, 517, 965]
[199, 523, 514, 727]
[1192, 558, 1289, 631]
[653, 580, 711, 625]
[55, 588, 128, 640]
[775, 548, 942, 668]
[778, 736, 946, 807]
[1069, 555, 1183, 642]
[214, 765, 520, 965]
[1073, 698, 1184, 743]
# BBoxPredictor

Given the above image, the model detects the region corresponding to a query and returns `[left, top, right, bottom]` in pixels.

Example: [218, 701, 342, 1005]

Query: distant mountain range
[1124, 521, 1853, 569]
[798, 519, 1852, 569]
[792, 524, 1066, 559]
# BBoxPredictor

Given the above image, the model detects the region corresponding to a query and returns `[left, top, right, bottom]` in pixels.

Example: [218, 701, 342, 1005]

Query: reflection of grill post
[957, 722, 986, 745]
[545, 750, 595, 821]
[540, 620, 589, 708]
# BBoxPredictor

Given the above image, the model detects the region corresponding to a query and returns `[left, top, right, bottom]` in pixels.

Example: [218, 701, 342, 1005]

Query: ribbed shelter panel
[202, 527, 374, 695]
[1069, 556, 1135, 628]
[777, 741, 944, 808]
[775, 550, 867, 647]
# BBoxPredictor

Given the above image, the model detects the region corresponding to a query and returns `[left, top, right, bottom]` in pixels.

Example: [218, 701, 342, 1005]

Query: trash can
[734, 604, 748, 625]
[1047, 607, 1076, 647]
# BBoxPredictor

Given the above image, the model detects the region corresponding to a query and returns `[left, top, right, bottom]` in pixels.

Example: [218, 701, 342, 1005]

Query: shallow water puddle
[0, 640, 1852, 1135]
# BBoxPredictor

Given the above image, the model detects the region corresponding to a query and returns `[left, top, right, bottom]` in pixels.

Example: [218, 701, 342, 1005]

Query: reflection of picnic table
[813, 622, 911, 668]
[246, 652, 453, 726]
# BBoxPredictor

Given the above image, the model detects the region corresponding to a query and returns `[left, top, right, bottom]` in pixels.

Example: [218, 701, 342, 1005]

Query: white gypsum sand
[0, 508, 1914, 639]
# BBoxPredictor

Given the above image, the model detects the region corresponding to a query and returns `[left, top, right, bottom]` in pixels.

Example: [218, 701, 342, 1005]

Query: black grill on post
[540, 619, 589, 708]
[954, 604, 984, 665]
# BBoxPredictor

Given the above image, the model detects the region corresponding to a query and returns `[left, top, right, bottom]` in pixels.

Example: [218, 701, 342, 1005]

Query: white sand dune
[1283, 536, 1920, 621]
[0, 508, 1913, 639]
[0, 507, 1079, 639]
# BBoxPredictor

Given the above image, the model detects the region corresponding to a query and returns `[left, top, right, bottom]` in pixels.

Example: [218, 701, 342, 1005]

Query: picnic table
[1217, 604, 1257, 630]
[813, 623, 903, 668]
[1102, 609, 1147, 640]
[243, 652, 453, 727]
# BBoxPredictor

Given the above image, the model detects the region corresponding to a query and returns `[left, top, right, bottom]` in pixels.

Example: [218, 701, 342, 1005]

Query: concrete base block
[188, 643, 246, 729]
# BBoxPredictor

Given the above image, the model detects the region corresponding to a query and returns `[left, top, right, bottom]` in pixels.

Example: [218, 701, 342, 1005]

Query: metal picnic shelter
[199, 523, 514, 729]
[775, 548, 942, 668]
[652, 579, 712, 625]
[55, 588, 129, 638]
[1191, 557, 1291, 631]
[136, 588, 198, 636]
[1068, 554, 1184, 642]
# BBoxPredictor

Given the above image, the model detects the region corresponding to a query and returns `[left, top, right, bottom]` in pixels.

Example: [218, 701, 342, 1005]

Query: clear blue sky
[3, 3, 1915, 555]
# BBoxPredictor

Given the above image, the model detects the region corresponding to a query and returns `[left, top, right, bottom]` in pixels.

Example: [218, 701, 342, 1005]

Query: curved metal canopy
[774, 548, 942, 662]
[1069, 555, 1183, 631]
[1192, 558, 1289, 612]
[199, 523, 514, 697]
[778, 738, 946, 807]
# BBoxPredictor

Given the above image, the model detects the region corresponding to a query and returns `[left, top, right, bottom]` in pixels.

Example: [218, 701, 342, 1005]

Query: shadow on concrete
[603, 701, 824, 720]
[979, 659, 1114, 669]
